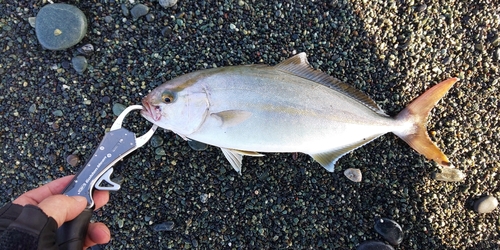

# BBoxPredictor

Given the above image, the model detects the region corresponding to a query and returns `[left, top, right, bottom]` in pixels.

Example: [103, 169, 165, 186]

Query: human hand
[13, 175, 111, 248]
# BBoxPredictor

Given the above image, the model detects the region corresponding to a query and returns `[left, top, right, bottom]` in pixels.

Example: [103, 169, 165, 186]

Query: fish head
[141, 76, 209, 136]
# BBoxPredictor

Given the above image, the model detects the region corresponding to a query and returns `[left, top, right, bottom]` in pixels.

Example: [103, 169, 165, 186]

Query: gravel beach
[1, 0, 499, 249]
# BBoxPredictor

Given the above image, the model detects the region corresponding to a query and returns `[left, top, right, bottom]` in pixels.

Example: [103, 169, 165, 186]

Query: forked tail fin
[394, 78, 458, 167]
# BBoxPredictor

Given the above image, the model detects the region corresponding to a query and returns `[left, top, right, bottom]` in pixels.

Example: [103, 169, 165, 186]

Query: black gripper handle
[57, 208, 93, 250]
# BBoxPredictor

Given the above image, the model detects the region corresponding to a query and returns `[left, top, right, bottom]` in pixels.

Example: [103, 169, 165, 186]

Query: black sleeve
[0, 203, 59, 250]
[0, 203, 23, 234]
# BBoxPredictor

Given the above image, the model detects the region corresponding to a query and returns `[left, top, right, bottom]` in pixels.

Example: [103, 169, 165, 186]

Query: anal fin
[310, 135, 381, 172]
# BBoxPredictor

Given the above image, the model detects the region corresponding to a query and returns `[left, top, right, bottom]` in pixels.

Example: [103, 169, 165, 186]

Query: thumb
[37, 195, 88, 227]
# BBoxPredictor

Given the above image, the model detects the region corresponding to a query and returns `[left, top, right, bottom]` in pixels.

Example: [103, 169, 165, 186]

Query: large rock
[35, 3, 87, 50]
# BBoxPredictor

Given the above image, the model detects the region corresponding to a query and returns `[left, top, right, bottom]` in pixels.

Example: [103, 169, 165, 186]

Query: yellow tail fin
[395, 78, 458, 166]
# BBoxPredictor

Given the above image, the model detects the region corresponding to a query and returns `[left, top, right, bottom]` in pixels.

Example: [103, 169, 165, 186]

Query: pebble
[150, 135, 164, 148]
[35, 3, 87, 50]
[100, 96, 111, 104]
[161, 27, 172, 37]
[442, 56, 452, 64]
[28, 17, 36, 28]
[153, 221, 175, 231]
[416, 4, 427, 12]
[200, 193, 209, 203]
[188, 140, 208, 151]
[432, 168, 466, 182]
[491, 33, 500, 47]
[104, 16, 113, 24]
[52, 110, 64, 117]
[71, 56, 88, 73]
[374, 218, 403, 246]
[61, 61, 70, 69]
[146, 14, 155, 22]
[117, 219, 124, 228]
[66, 154, 80, 167]
[130, 4, 149, 19]
[494, 48, 500, 61]
[475, 43, 484, 52]
[77, 44, 94, 55]
[155, 148, 167, 156]
[159, 0, 178, 8]
[120, 4, 129, 16]
[473, 195, 498, 214]
[28, 104, 36, 113]
[112, 103, 127, 116]
[357, 241, 395, 250]
[344, 168, 362, 182]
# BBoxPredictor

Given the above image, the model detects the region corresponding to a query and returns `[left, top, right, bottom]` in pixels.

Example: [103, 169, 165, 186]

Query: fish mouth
[141, 99, 162, 122]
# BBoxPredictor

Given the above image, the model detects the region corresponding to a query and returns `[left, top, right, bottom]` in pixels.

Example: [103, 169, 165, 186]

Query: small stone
[153, 221, 175, 231]
[117, 219, 124, 228]
[442, 56, 452, 64]
[200, 193, 209, 203]
[121, 4, 129, 16]
[146, 14, 155, 22]
[71, 56, 88, 73]
[416, 4, 427, 12]
[374, 218, 403, 245]
[52, 110, 64, 117]
[28, 17, 36, 28]
[344, 168, 362, 182]
[130, 4, 149, 19]
[66, 154, 80, 167]
[159, 0, 178, 8]
[155, 148, 166, 156]
[150, 135, 164, 148]
[432, 168, 466, 182]
[104, 16, 113, 23]
[490, 33, 500, 47]
[357, 241, 395, 250]
[161, 26, 172, 37]
[77, 44, 94, 55]
[188, 140, 208, 151]
[61, 61, 70, 69]
[35, 3, 87, 50]
[100, 96, 111, 104]
[475, 43, 484, 52]
[112, 103, 127, 116]
[473, 195, 498, 214]
[28, 104, 37, 113]
[494, 48, 500, 61]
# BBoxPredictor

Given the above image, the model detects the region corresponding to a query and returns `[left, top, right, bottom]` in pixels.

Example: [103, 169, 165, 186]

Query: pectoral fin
[220, 147, 264, 174]
[211, 110, 252, 128]
[310, 135, 381, 172]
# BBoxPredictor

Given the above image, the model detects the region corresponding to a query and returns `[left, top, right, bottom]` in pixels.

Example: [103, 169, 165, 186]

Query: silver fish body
[142, 53, 457, 173]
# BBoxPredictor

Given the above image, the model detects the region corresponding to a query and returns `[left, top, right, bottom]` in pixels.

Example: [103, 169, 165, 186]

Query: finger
[13, 175, 75, 206]
[37, 195, 87, 227]
[92, 190, 110, 210]
[83, 222, 111, 248]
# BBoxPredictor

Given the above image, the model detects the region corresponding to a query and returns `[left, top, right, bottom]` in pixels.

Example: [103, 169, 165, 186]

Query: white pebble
[344, 168, 362, 182]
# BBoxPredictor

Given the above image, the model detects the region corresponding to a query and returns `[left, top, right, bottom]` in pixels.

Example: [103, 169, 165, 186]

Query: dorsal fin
[274, 53, 387, 116]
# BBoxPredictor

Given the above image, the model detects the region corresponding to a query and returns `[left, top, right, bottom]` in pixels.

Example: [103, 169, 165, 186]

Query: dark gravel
[1, 1, 499, 249]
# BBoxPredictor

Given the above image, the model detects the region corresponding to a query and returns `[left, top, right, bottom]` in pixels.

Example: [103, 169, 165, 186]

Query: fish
[141, 52, 458, 173]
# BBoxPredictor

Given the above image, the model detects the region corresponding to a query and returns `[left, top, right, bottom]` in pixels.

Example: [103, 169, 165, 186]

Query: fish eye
[161, 91, 176, 104]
